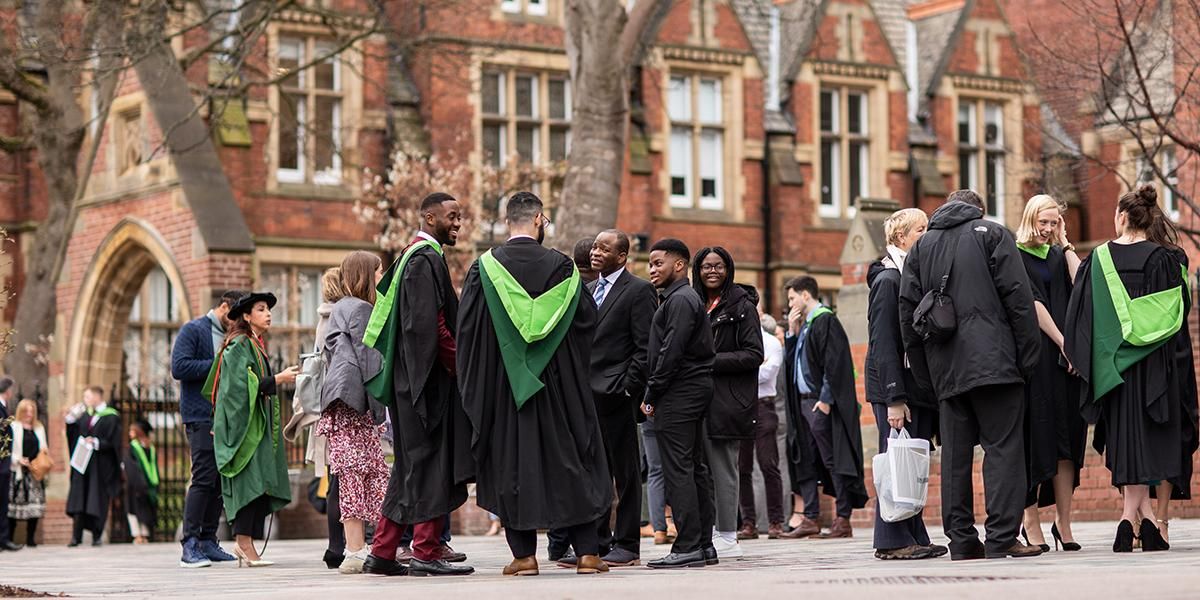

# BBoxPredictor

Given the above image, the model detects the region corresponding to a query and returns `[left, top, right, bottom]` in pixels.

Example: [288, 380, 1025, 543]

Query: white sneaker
[712, 536, 743, 559]
[339, 549, 369, 574]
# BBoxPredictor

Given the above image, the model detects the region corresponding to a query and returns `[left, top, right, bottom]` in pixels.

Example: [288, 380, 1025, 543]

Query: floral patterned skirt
[9, 472, 46, 520]
[316, 402, 389, 522]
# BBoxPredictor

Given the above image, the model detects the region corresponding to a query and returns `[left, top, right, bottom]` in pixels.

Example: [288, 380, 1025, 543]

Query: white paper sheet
[70, 437, 93, 474]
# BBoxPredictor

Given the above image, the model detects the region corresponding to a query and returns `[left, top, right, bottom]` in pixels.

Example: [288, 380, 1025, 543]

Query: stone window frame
[956, 97, 1007, 223]
[479, 67, 573, 168]
[266, 24, 364, 195]
[809, 72, 889, 224]
[124, 266, 185, 399]
[666, 71, 726, 211]
[817, 85, 870, 219]
[1132, 145, 1180, 221]
[498, 0, 555, 19]
[657, 57, 746, 221]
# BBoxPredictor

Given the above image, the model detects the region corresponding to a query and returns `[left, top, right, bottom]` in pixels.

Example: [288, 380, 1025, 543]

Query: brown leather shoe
[654, 531, 674, 545]
[819, 517, 853, 539]
[985, 542, 1043, 559]
[576, 555, 610, 574]
[737, 522, 759, 540]
[502, 556, 539, 576]
[780, 516, 821, 539]
[767, 523, 783, 539]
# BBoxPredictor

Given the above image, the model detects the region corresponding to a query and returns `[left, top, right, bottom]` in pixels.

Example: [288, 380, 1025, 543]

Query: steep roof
[871, 0, 913, 72]
[912, 0, 968, 116]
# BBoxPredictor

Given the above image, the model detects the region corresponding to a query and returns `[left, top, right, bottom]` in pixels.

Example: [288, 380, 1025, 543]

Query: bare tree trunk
[554, 0, 672, 249]
[4, 0, 90, 392]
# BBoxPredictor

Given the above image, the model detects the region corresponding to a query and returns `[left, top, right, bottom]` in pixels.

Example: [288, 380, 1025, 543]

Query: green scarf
[1018, 243, 1051, 260]
[131, 439, 160, 504]
[478, 250, 581, 410]
[1088, 243, 1186, 401]
[363, 239, 443, 404]
[86, 406, 119, 419]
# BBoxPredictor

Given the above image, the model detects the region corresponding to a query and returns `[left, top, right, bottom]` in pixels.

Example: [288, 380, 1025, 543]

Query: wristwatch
[1062, 243, 1076, 252]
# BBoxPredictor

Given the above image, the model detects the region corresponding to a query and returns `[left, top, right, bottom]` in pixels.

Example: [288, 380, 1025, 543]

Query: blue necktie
[594, 277, 609, 307]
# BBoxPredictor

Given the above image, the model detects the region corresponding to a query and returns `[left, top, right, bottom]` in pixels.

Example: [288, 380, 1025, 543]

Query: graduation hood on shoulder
[928, 201, 984, 230]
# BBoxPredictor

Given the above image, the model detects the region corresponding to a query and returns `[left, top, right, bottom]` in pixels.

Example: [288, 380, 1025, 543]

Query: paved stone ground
[5, 519, 1200, 599]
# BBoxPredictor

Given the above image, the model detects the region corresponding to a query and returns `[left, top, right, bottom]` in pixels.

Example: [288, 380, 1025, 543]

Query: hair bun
[1136, 184, 1158, 207]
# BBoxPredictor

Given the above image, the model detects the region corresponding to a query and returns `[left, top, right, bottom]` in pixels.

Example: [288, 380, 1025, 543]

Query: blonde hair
[15, 399, 38, 425]
[321, 268, 345, 304]
[884, 208, 928, 245]
[1015, 195, 1063, 246]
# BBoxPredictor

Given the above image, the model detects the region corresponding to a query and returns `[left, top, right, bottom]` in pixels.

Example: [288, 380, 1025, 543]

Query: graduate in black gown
[123, 418, 159, 544]
[65, 386, 122, 546]
[1064, 185, 1189, 553]
[457, 191, 612, 576]
[1013, 195, 1084, 552]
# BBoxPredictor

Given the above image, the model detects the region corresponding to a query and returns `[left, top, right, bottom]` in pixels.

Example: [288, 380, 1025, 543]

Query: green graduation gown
[206, 334, 292, 522]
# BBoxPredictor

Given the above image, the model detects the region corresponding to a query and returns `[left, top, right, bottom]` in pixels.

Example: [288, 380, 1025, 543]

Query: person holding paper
[65, 386, 121, 547]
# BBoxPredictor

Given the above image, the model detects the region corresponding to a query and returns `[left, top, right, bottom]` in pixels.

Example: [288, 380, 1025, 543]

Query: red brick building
[2, 0, 1199, 543]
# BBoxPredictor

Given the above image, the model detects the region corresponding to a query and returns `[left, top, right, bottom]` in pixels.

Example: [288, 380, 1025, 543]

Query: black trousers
[596, 395, 642, 555]
[0, 471, 10, 543]
[655, 379, 716, 554]
[871, 402, 935, 550]
[940, 383, 1026, 556]
[72, 514, 104, 542]
[182, 421, 224, 543]
[8, 518, 37, 545]
[738, 399, 784, 525]
[232, 495, 273, 539]
[801, 396, 854, 519]
[326, 473, 345, 554]
[507, 522, 598, 559]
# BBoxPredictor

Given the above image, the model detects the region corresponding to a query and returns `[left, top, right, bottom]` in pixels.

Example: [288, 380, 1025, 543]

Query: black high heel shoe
[1139, 519, 1170, 552]
[323, 549, 345, 569]
[1021, 527, 1050, 553]
[1113, 520, 1135, 553]
[1051, 523, 1081, 551]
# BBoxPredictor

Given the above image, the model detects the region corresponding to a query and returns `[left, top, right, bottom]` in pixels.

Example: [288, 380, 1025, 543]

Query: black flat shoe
[1, 541, 23, 551]
[702, 545, 719, 566]
[646, 550, 706, 569]
[363, 554, 409, 576]
[323, 549, 344, 569]
[1139, 519, 1170, 552]
[1113, 520, 1135, 553]
[67, 540, 81, 548]
[1051, 523, 1081, 551]
[408, 558, 474, 576]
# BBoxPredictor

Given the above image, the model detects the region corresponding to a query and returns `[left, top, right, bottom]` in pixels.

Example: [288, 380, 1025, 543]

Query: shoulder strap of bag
[936, 231, 968, 294]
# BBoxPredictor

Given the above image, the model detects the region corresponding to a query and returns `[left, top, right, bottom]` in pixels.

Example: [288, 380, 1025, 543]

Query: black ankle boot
[1113, 520, 1135, 553]
[1139, 519, 1169, 552]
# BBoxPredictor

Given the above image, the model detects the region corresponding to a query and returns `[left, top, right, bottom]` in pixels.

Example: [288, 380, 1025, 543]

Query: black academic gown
[1156, 251, 1199, 500]
[123, 446, 158, 532]
[1019, 246, 1084, 508]
[66, 412, 122, 523]
[457, 238, 611, 531]
[804, 312, 870, 509]
[784, 335, 831, 497]
[1064, 241, 1188, 487]
[383, 242, 474, 524]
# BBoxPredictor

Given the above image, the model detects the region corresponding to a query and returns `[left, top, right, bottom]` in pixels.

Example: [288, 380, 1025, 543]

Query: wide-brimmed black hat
[228, 291, 277, 321]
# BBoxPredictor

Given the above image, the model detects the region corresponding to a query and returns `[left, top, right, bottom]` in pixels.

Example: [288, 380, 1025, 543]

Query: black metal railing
[104, 379, 309, 543]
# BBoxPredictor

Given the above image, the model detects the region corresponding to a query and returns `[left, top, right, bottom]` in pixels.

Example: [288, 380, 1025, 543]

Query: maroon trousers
[373, 515, 446, 561]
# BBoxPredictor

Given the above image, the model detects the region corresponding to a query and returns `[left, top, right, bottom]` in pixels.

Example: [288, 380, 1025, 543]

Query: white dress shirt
[758, 329, 784, 399]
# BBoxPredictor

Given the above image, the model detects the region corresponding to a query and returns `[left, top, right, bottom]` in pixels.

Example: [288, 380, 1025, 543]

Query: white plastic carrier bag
[872, 427, 930, 523]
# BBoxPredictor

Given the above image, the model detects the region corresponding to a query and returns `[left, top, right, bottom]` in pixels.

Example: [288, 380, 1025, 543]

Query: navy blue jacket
[172, 316, 217, 424]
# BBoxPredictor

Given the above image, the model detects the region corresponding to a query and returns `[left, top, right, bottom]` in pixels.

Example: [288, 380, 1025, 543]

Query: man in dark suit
[587, 230, 657, 566]
[0, 377, 20, 551]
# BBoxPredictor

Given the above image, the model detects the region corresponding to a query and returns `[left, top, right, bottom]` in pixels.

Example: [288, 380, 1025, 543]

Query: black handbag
[912, 233, 963, 344]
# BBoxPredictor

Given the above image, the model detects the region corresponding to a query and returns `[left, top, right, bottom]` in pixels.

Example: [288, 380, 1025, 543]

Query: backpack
[294, 342, 326, 416]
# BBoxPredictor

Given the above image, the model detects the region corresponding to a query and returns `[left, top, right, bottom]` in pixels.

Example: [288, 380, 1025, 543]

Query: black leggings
[233, 495, 273, 538]
[506, 522, 599, 559]
[8, 518, 37, 545]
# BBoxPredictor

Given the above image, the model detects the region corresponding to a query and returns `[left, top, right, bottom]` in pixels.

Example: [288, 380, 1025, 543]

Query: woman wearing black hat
[204, 292, 298, 567]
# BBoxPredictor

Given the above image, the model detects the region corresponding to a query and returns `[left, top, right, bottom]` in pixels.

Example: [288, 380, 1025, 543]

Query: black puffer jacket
[706, 283, 765, 440]
[898, 201, 1040, 401]
[866, 259, 931, 409]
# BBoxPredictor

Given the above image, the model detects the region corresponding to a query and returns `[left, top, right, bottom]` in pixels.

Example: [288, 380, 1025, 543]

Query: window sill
[656, 209, 759, 227]
[263, 183, 355, 202]
[807, 218, 851, 232]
